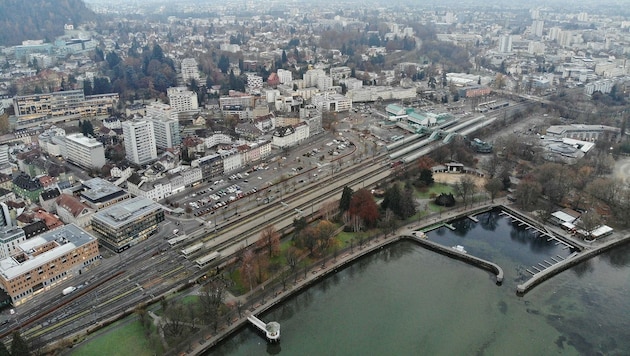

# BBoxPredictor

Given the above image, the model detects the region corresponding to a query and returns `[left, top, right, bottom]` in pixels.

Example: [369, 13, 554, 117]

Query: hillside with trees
[0, 0, 97, 46]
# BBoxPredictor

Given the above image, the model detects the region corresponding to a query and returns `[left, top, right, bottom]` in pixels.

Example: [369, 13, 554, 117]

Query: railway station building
[0, 224, 100, 306]
[91, 197, 164, 252]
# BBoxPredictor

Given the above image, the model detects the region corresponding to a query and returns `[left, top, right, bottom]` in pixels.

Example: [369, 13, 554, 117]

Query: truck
[62, 286, 77, 296]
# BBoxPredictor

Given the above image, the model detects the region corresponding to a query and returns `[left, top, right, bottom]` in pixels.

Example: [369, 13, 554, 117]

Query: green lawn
[415, 183, 454, 199]
[70, 319, 162, 356]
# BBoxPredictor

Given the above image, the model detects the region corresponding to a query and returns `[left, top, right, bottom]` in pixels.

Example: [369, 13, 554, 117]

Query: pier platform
[247, 315, 280, 342]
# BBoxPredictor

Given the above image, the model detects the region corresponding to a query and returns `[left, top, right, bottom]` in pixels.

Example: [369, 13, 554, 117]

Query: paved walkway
[186, 199, 505, 355]
[186, 197, 630, 355]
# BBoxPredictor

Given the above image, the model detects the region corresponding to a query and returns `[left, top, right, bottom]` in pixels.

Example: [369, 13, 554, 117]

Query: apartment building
[64, 133, 106, 170]
[122, 120, 157, 165]
[0, 224, 100, 305]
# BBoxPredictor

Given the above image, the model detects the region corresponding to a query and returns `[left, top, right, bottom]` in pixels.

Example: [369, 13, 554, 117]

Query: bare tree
[162, 302, 187, 339]
[320, 200, 338, 221]
[257, 225, 280, 257]
[199, 279, 226, 331]
[454, 175, 477, 208]
[484, 177, 503, 202]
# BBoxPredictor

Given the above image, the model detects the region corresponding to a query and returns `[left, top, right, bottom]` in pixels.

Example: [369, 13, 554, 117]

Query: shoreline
[155, 201, 630, 355]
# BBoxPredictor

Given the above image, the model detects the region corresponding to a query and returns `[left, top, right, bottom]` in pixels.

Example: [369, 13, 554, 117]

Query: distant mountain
[0, 0, 97, 46]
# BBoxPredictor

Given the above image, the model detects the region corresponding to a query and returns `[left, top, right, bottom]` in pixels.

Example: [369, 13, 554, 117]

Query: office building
[0, 224, 100, 305]
[64, 133, 106, 170]
[80, 178, 131, 210]
[122, 120, 157, 165]
[91, 197, 164, 252]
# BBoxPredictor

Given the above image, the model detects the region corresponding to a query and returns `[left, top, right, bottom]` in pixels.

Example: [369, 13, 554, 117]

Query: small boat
[452, 245, 467, 254]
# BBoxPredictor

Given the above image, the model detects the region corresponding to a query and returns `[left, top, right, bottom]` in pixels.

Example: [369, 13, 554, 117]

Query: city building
[0, 226, 26, 260]
[546, 124, 621, 142]
[498, 35, 513, 53]
[167, 87, 199, 113]
[80, 178, 131, 210]
[272, 122, 310, 148]
[12, 90, 118, 118]
[64, 133, 106, 170]
[277, 69, 293, 84]
[192, 154, 224, 181]
[148, 116, 181, 149]
[0, 224, 100, 305]
[122, 120, 158, 165]
[12, 174, 43, 203]
[311, 92, 352, 112]
[145, 102, 176, 121]
[55, 194, 94, 228]
[91, 197, 164, 252]
[181, 58, 200, 83]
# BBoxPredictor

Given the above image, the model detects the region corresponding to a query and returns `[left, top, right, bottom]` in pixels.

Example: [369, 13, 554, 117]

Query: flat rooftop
[0, 224, 97, 280]
[93, 196, 162, 229]
[81, 177, 126, 201]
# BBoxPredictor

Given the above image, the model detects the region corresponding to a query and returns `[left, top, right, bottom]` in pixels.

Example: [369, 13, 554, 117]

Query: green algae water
[210, 211, 630, 355]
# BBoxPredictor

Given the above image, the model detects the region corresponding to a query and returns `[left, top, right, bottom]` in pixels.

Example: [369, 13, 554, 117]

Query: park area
[69, 169, 498, 355]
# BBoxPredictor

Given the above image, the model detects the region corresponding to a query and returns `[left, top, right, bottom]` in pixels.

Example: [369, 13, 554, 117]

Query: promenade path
[186, 197, 630, 355]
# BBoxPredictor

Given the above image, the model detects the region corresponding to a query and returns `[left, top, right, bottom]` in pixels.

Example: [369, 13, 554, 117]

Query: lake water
[209, 210, 630, 355]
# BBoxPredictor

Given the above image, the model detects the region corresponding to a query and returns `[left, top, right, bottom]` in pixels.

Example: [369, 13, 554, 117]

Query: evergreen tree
[381, 184, 402, 214]
[339, 186, 353, 212]
[0, 341, 9, 356]
[83, 79, 93, 96]
[10, 331, 30, 356]
[82, 120, 94, 137]
[419, 168, 434, 186]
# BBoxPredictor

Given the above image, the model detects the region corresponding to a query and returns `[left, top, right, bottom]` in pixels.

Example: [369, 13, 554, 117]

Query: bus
[181, 242, 203, 257]
[168, 234, 190, 247]
[195, 251, 221, 267]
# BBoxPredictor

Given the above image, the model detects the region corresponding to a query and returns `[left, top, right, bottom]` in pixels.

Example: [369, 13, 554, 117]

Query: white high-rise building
[303, 69, 325, 87]
[167, 87, 199, 113]
[181, 58, 200, 84]
[123, 120, 157, 165]
[577, 12, 588, 22]
[317, 76, 333, 91]
[532, 20, 544, 37]
[148, 116, 181, 149]
[146, 102, 177, 121]
[498, 35, 513, 53]
[65, 133, 106, 169]
[277, 69, 293, 84]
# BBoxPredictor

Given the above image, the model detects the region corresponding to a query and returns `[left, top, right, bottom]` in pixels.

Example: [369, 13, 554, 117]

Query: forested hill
[0, 0, 97, 46]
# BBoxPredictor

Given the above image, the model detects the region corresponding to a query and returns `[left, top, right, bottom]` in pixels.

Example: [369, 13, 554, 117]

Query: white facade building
[65, 133, 106, 170]
[123, 120, 157, 165]
[148, 116, 181, 149]
[317, 76, 333, 91]
[167, 87, 199, 113]
[311, 92, 352, 112]
[499, 35, 512, 53]
[181, 58, 200, 83]
[277, 69, 293, 84]
[145, 102, 177, 121]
